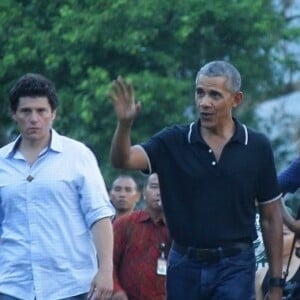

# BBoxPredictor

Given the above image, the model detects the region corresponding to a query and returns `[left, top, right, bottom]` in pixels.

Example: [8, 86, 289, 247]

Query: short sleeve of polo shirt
[254, 132, 281, 203]
[278, 158, 300, 195]
[140, 126, 179, 174]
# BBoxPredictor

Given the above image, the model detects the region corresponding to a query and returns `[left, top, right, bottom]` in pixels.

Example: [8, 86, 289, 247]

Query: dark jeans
[0, 293, 88, 300]
[166, 246, 255, 300]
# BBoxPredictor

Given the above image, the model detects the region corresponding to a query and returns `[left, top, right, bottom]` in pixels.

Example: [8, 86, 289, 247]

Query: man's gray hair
[195, 61, 241, 93]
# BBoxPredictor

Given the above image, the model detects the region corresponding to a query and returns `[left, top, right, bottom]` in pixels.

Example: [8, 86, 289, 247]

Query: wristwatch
[268, 277, 285, 288]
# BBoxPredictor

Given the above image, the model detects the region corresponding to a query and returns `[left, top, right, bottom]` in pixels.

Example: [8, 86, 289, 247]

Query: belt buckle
[188, 247, 219, 261]
[186, 243, 247, 262]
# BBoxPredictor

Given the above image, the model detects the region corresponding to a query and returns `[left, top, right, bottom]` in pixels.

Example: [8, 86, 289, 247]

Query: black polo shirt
[140, 118, 281, 247]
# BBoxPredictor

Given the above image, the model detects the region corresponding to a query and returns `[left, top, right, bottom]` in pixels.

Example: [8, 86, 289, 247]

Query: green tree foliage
[0, 0, 298, 180]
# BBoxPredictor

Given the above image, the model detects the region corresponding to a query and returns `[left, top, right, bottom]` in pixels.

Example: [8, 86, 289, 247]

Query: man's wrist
[268, 277, 285, 288]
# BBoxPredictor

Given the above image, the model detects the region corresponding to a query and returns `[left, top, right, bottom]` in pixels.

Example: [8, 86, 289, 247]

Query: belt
[172, 241, 252, 262]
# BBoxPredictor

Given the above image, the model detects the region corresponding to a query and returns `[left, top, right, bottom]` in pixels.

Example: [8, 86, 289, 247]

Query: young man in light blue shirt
[0, 73, 115, 300]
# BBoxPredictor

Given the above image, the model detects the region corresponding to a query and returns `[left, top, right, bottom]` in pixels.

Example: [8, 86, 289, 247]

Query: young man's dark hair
[9, 73, 58, 112]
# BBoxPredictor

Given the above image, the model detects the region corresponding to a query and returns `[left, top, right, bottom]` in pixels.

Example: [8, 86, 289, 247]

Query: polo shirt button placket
[208, 149, 217, 167]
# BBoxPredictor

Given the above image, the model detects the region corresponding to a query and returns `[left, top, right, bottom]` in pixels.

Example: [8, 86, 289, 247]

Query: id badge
[156, 257, 167, 276]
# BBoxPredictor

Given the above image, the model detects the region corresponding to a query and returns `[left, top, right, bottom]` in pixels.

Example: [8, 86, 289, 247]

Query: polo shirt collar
[188, 117, 248, 146]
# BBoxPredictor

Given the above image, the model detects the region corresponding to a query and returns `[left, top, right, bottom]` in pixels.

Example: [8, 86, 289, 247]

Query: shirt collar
[188, 117, 248, 146]
[3, 129, 64, 159]
[49, 129, 64, 152]
[138, 210, 166, 225]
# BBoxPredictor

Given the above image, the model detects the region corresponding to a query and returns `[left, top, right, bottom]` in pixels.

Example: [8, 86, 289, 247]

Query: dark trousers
[166, 246, 255, 300]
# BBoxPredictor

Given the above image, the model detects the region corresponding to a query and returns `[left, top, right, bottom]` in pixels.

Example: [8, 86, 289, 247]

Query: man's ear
[52, 109, 57, 121]
[11, 110, 17, 121]
[135, 191, 141, 203]
[232, 91, 243, 108]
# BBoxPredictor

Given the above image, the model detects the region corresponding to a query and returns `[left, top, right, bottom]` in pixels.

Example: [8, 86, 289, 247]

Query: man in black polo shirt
[109, 61, 283, 300]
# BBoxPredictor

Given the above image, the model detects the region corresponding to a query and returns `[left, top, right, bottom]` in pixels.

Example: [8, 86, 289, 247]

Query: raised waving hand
[109, 76, 141, 123]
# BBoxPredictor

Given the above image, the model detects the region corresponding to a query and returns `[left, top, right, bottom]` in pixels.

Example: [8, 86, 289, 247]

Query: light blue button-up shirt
[0, 129, 115, 300]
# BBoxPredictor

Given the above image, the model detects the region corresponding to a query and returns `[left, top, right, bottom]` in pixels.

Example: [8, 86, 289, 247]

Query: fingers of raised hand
[109, 76, 134, 104]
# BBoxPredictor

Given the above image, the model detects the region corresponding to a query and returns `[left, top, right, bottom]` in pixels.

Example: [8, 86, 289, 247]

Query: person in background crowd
[109, 60, 283, 300]
[110, 175, 140, 221]
[279, 151, 300, 234]
[112, 173, 171, 300]
[0, 73, 115, 300]
[256, 225, 300, 300]
[277, 150, 300, 299]
[255, 211, 269, 270]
